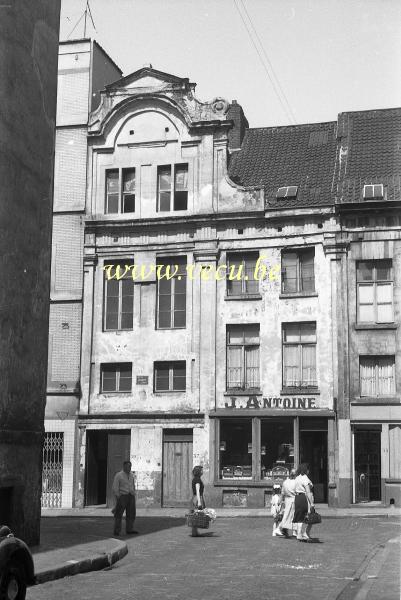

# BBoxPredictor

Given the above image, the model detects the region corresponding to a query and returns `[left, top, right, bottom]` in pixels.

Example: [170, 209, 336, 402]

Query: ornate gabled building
[45, 41, 401, 510]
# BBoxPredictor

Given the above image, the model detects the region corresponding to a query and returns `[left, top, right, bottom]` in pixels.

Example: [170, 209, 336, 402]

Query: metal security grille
[42, 432, 64, 508]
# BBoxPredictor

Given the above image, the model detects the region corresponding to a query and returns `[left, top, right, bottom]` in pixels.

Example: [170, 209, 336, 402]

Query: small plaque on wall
[136, 376, 148, 385]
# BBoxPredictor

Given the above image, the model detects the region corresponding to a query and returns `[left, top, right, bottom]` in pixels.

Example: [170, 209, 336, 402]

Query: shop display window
[219, 419, 252, 479]
[260, 419, 294, 479]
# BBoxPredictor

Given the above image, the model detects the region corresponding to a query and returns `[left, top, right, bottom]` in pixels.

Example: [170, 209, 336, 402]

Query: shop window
[226, 253, 259, 296]
[157, 164, 188, 212]
[219, 419, 252, 479]
[261, 419, 294, 479]
[105, 168, 136, 214]
[282, 322, 317, 390]
[104, 262, 134, 330]
[154, 361, 186, 392]
[226, 325, 260, 391]
[156, 257, 186, 329]
[359, 356, 395, 397]
[281, 248, 315, 293]
[101, 363, 132, 392]
[357, 260, 393, 323]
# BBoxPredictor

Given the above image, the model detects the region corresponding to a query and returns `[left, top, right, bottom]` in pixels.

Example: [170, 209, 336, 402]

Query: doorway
[354, 429, 381, 502]
[162, 429, 193, 507]
[85, 430, 131, 507]
[299, 419, 328, 503]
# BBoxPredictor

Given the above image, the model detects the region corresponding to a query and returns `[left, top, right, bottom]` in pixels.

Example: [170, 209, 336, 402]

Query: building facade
[46, 41, 401, 510]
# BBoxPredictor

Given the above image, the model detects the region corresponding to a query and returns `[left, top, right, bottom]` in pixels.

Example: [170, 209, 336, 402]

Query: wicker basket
[185, 511, 211, 529]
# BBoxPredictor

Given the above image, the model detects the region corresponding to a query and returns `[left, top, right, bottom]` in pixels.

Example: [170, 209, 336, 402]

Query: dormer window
[363, 184, 384, 200]
[276, 186, 298, 199]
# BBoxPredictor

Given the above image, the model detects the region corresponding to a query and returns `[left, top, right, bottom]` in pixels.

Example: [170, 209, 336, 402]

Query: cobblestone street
[27, 516, 400, 600]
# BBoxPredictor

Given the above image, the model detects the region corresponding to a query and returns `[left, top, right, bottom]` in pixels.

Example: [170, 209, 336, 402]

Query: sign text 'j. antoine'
[224, 396, 317, 409]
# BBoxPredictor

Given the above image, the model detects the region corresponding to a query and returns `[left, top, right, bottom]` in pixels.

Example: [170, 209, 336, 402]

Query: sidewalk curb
[34, 539, 128, 585]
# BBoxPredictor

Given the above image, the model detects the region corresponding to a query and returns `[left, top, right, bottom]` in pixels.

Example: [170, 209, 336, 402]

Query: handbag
[185, 510, 211, 529]
[304, 506, 322, 525]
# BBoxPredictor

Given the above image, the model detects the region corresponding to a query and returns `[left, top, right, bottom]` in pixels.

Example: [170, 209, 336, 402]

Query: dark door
[300, 430, 328, 503]
[106, 431, 131, 507]
[85, 430, 108, 506]
[355, 430, 381, 502]
[162, 430, 193, 507]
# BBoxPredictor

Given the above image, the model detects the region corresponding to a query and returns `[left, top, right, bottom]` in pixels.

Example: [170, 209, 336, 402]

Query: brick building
[45, 40, 401, 509]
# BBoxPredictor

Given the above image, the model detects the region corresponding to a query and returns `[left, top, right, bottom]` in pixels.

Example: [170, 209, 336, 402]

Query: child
[270, 483, 284, 537]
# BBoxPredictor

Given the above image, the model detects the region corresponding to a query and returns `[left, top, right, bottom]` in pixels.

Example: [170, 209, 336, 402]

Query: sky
[60, 0, 401, 128]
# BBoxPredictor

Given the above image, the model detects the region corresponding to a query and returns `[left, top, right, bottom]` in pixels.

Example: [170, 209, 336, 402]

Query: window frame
[226, 252, 259, 297]
[282, 322, 318, 391]
[226, 324, 260, 391]
[356, 260, 394, 324]
[157, 163, 188, 212]
[103, 262, 134, 331]
[281, 248, 315, 294]
[359, 355, 395, 397]
[100, 363, 132, 393]
[105, 168, 136, 215]
[154, 360, 186, 392]
[156, 257, 187, 330]
[362, 184, 384, 200]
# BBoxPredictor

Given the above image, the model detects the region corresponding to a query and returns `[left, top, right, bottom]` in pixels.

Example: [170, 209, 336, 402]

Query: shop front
[209, 394, 335, 507]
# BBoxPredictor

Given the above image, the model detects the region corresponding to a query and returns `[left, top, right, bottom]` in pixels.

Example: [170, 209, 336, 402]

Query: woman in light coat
[278, 468, 297, 537]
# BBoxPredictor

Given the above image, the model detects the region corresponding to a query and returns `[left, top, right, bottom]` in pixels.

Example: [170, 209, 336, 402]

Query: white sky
[60, 0, 401, 128]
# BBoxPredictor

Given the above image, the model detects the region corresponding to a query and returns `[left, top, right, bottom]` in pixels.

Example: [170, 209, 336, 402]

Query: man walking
[112, 460, 138, 536]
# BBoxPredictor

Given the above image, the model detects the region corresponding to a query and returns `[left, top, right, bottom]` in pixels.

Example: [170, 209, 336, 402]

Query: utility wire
[233, 0, 297, 125]
[239, 0, 297, 124]
[67, 11, 85, 39]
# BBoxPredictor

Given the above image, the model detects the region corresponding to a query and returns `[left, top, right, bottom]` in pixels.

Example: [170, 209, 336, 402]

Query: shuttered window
[360, 356, 395, 397]
[282, 323, 317, 389]
[226, 325, 260, 390]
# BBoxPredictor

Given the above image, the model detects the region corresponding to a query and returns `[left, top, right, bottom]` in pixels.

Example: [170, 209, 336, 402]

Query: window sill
[224, 294, 262, 301]
[224, 390, 262, 396]
[100, 391, 132, 396]
[156, 327, 186, 331]
[281, 388, 320, 395]
[351, 397, 400, 405]
[279, 292, 318, 299]
[354, 323, 398, 330]
[153, 390, 186, 394]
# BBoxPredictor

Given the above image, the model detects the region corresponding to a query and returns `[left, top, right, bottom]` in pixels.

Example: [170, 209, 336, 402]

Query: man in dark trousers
[112, 460, 138, 536]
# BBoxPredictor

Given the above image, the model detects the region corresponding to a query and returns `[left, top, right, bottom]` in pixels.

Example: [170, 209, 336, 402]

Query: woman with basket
[190, 465, 206, 537]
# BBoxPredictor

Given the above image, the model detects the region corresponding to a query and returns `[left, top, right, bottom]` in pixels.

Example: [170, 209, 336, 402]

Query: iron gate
[42, 432, 64, 508]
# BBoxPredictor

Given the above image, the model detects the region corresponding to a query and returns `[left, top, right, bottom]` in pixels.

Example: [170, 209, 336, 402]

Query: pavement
[27, 505, 400, 598]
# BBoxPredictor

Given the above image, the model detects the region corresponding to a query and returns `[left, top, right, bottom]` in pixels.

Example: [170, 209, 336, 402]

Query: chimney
[226, 100, 248, 151]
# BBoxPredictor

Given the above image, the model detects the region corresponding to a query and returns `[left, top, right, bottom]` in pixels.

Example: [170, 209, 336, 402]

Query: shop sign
[224, 396, 318, 410]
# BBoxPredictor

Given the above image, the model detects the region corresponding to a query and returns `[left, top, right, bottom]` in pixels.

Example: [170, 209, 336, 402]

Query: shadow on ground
[31, 516, 186, 553]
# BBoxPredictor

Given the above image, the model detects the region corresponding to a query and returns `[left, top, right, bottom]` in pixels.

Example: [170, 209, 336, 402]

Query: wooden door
[300, 430, 328, 503]
[106, 431, 131, 507]
[355, 430, 381, 502]
[162, 430, 193, 507]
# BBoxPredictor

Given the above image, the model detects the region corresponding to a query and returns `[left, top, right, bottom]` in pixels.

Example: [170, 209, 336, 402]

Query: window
[360, 356, 395, 397]
[357, 260, 393, 323]
[261, 419, 294, 479]
[156, 257, 186, 329]
[219, 419, 252, 479]
[101, 363, 132, 392]
[226, 325, 260, 390]
[363, 184, 384, 200]
[157, 164, 188, 211]
[276, 186, 298, 199]
[226, 253, 259, 296]
[104, 263, 134, 330]
[281, 248, 315, 293]
[154, 361, 186, 392]
[282, 323, 317, 389]
[105, 168, 136, 214]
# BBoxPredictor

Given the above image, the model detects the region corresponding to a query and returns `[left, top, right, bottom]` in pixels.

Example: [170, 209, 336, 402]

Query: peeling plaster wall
[0, 0, 60, 544]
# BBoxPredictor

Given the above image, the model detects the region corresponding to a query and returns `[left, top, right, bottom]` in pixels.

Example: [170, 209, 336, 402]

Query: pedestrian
[112, 460, 138, 536]
[278, 468, 297, 537]
[270, 483, 284, 537]
[293, 463, 314, 542]
[190, 465, 205, 537]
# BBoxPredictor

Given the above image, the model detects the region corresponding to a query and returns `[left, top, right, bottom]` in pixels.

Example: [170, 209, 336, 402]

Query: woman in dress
[278, 468, 297, 537]
[293, 463, 314, 542]
[190, 465, 205, 537]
